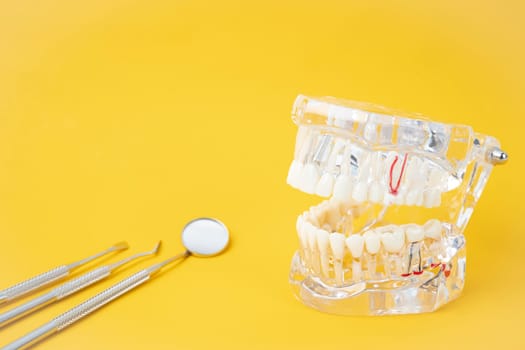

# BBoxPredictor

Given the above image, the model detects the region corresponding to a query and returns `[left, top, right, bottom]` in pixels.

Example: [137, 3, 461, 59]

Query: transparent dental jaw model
[287, 95, 508, 315]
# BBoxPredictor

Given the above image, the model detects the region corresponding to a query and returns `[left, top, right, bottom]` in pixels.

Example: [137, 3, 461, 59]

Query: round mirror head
[181, 218, 230, 257]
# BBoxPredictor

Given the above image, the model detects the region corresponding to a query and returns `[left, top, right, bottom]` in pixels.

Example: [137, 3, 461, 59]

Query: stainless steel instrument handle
[54, 269, 150, 331]
[0, 266, 69, 304]
[53, 266, 111, 300]
[1, 270, 150, 350]
[0, 266, 111, 328]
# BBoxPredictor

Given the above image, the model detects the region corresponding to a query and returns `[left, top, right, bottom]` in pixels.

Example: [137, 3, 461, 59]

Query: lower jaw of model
[289, 198, 465, 316]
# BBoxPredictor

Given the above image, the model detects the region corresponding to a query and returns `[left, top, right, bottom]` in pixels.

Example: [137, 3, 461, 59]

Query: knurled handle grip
[54, 266, 111, 300]
[0, 266, 112, 328]
[53, 269, 150, 331]
[0, 266, 69, 303]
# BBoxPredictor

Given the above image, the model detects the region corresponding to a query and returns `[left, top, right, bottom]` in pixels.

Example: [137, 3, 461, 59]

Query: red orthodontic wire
[388, 153, 409, 195]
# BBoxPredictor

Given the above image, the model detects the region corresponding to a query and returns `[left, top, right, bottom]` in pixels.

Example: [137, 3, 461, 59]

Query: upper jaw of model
[287, 95, 507, 314]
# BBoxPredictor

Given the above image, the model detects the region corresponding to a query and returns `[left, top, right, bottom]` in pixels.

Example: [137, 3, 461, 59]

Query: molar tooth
[428, 167, 444, 187]
[424, 219, 442, 240]
[368, 181, 384, 203]
[405, 156, 422, 183]
[363, 230, 381, 254]
[352, 181, 368, 202]
[316, 229, 330, 277]
[405, 189, 423, 206]
[299, 163, 320, 194]
[345, 234, 365, 258]
[315, 173, 334, 197]
[333, 175, 353, 201]
[404, 224, 424, 242]
[424, 189, 441, 208]
[286, 160, 303, 188]
[380, 227, 405, 253]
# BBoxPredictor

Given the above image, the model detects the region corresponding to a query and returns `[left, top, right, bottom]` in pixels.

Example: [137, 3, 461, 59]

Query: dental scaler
[286, 95, 507, 315]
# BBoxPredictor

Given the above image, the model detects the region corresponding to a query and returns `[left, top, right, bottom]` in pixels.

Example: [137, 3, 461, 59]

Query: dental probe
[0, 242, 161, 328]
[0, 242, 129, 306]
[2, 218, 230, 350]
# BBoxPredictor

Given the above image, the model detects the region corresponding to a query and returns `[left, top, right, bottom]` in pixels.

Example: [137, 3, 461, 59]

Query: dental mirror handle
[0, 242, 128, 306]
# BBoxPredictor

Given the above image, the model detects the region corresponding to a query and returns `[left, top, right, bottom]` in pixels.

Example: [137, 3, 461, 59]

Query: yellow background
[0, 0, 524, 349]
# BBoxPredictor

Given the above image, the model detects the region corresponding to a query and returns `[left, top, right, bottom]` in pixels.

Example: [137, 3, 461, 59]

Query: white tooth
[393, 191, 405, 205]
[315, 173, 334, 197]
[305, 222, 317, 251]
[381, 227, 405, 253]
[405, 156, 421, 183]
[316, 229, 330, 276]
[299, 163, 320, 194]
[308, 206, 323, 227]
[333, 175, 353, 201]
[404, 224, 424, 242]
[405, 189, 423, 206]
[368, 181, 384, 203]
[303, 211, 317, 227]
[329, 232, 346, 285]
[325, 203, 342, 229]
[286, 160, 303, 188]
[424, 189, 441, 208]
[429, 167, 444, 187]
[352, 181, 368, 202]
[296, 214, 304, 234]
[305, 100, 330, 115]
[329, 233, 346, 260]
[345, 234, 365, 258]
[316, 229, 330, 250]
[369, 152, 383, 179]
[424, 219, 442, 240]
[363, 230, 381, 254]
[296, 215, 307, 248]
[297, 220, 307, 249]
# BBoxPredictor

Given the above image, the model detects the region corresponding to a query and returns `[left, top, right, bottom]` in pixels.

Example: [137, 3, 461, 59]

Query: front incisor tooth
[363, 230, 381, 254]
[316, 229, 330, 251]
[345, 235, 365, 258]
[368, 181, 384, 203]
[305, 223, 317, 250]
[424, 219, 442, 240]
[315, 173, 335, 197]
[352, 181, 368, 202]
[300, 163, 320, 194]
[329, 233, 346, 259]
[287, 160, 303, 188]
[333, 175, 353, 201]
[404, 224, 424, 242]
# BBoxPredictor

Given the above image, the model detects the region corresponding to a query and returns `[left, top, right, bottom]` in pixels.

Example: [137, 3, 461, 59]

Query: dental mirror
[181, 217, 230, 257]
